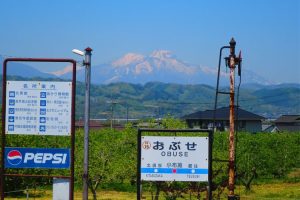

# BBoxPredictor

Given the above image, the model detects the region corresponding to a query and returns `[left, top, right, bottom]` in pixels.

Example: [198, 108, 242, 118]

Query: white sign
[53, 178, 69, 200]
[5, 81, 72, 136]
[141, 136, 208, 182]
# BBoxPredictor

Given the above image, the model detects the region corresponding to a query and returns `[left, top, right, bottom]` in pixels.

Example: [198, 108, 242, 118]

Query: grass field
[225, 182, 300, 200]
[5, 182, 300, 199]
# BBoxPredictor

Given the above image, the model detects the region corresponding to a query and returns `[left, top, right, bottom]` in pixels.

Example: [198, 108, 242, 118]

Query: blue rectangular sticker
[5, 147, 70, 169]
[141, 168, 208, 174]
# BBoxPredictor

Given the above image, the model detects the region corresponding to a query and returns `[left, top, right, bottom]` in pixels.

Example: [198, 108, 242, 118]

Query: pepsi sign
[5, 147, 70, 169]
[6, 150, 22, 165]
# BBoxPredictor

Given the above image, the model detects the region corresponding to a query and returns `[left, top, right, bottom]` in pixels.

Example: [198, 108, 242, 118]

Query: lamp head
[72, 49, 84, 56]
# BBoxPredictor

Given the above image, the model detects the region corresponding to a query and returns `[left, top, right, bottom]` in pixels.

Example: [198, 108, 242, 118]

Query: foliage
[1, 76, 300, 119]
[74, 125, 136, 199]
[213, 132, 300, 193]
[69, 82, 300, 119]
[2, 119, 300, 198]
[161, 114, 187, 129]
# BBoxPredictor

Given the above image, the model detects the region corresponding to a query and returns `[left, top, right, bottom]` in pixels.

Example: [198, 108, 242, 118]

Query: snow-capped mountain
[111, 50, 196, 75]
[106, 50, 202, 84]
[58, 50, 273, 85]
[1, 51, 274, 86]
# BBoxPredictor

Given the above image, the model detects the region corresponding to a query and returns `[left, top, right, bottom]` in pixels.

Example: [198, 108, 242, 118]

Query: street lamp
[72, 47, 92, 200]
[72, 49, 85, 56]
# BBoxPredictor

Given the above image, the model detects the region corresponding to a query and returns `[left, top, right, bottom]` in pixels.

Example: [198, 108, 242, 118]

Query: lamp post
[83, 47, 92, 200]
[72, 47, 93, 200]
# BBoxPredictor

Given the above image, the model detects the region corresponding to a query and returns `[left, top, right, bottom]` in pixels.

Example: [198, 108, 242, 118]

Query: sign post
[1, 58, 76, 200]
[137, 129, 213, 200]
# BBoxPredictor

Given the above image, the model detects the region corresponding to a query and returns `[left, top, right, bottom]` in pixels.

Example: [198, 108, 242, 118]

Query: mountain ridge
[0, 52, 280, 86]
[0, 56, 56, 78]
[0, 75, 298, 119]
[54, 50, 275, 86]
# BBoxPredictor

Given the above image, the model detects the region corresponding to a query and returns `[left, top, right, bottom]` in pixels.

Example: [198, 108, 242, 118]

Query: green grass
[234, 183, 300, 200]
[5, 182, 300, 200]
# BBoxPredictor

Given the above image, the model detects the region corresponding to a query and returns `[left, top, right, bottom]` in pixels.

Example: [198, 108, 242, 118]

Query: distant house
[262, 124, 280, 133]
[182, 107, 265, 133]
[274, 115, 300, 132]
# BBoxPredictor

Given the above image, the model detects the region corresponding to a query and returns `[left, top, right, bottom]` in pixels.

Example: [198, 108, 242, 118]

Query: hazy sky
[0, 0, 299, 83]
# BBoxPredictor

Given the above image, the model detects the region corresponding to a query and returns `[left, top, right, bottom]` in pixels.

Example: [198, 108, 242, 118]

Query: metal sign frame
[137, 128, 213, 200]
[1, 58, 76, 200]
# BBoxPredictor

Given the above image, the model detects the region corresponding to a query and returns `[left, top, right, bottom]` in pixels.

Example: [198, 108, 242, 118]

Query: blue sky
[0, 0, 299, 83]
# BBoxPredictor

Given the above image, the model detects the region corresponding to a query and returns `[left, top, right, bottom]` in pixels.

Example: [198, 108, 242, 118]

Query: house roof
[182, 106, 265, 121]
[274, 115, 300, 123]
[262, 125, 279, 133]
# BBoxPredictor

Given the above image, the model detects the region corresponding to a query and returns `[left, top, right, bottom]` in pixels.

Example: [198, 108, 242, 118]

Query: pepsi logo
[7, 150, 22, 165]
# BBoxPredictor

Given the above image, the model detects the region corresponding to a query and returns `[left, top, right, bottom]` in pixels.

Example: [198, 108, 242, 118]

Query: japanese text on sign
[141, 136, 208, 182]
[5, 81, 72, 136]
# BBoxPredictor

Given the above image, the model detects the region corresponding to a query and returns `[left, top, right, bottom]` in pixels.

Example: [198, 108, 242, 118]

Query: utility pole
[228, 38, 236, 199]
[83, 47, 92, 200]
[213, 38, 241, 200]
[111, 100, 114, 129]
[107, 97, 117, 129]
[126, 102, 129, 124]
[227, 38, 240, 200]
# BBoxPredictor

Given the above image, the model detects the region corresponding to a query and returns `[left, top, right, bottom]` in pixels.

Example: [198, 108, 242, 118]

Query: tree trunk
[154, 182, 161, 200]
[88, 178, 101, 200]
[92, 190, 97, 200]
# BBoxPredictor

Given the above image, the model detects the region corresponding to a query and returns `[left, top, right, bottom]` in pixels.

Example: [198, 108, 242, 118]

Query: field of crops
[4, 182, 300, 199]
[2, 119, 300, 199]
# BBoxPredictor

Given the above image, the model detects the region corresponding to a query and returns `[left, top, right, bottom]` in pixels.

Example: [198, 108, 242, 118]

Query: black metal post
[70, 60, 76, 200]
[208, 130, 213, 200]
[1, 59, 8, 200]
[137, 129, 142, 200]
[213, 45, 230, 131]
[211, 45, 230, 200]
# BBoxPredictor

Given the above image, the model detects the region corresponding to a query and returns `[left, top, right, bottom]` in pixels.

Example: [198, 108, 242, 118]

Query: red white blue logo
[7, 150, 23, 165]
[5, 147, 70, 169]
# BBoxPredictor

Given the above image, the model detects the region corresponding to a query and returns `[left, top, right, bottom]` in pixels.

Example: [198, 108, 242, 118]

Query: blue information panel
[5, 81, 72, 136]
[5, 147, 70, 169]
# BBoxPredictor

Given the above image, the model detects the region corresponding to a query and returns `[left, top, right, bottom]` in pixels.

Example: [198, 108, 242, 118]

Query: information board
[141, 136, 208, 182]
[5, 81, 72, 135]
